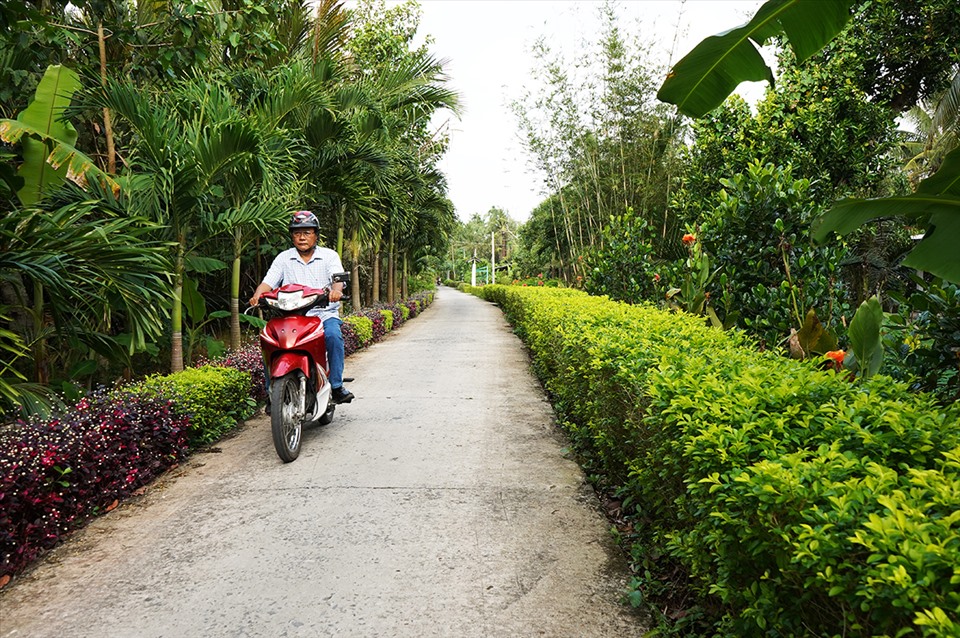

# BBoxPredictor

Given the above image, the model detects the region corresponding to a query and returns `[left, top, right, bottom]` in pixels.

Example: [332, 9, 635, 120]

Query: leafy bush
[886, 276, 960, 405]
[196, 341, 266, 404]
[0, 389, 190, 579]
[585, 208, 662, 304]
[360, 310, 387, 342]
[512, 273, 564, 288]
[123, 366, 253, 448]
[340, 319, 361, 356]
[699, 161, 851, 348]
[380, 309, 394, 333]
[477, 284, 960, 637]
[407, 273, 437, 294]
[344, 315, 374, 348]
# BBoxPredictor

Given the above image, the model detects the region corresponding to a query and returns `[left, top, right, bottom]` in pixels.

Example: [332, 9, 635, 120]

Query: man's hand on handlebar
[250, 282, 273, 307]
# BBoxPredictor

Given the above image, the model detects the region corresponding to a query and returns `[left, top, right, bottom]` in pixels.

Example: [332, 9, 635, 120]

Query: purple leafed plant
[340, 320, 361, 356]
[0, 389, 190, 579]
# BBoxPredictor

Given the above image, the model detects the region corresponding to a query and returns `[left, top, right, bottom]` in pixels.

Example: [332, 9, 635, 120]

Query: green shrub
[123, 365, 254, 448]
[475, 284, 960, 637]
[345, 314, 374, 347]
[380, 309, 394, 333]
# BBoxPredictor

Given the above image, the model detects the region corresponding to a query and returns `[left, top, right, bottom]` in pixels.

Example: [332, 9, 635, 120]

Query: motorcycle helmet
[289, 210, 320, 233]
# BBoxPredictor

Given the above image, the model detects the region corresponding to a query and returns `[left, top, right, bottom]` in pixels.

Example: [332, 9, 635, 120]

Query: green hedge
[379, 309, 394, 332]
[345, 314, 374, 348]
[478, 285, 960, 637]
[121, 365, 254, 448]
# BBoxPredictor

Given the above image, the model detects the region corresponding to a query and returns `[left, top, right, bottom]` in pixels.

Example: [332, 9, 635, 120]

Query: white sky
[406, 0, 767, 222]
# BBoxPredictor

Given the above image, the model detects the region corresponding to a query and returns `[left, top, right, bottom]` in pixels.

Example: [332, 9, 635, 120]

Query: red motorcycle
[247, 276, 348, 462]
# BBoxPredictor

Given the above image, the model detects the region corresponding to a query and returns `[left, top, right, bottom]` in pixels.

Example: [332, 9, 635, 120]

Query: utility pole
[490, 231, 495, 285]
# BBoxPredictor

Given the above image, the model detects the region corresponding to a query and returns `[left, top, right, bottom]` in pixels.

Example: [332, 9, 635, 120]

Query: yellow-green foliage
[345, 315, 373, 347]
[379, 309, 394, 332]
[124, 365, 253, 448]
[477, 284, 960, 637]
[399, 304, 410, 321]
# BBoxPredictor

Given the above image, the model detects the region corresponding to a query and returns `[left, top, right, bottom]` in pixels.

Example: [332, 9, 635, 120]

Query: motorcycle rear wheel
[271, 373, 303, 462]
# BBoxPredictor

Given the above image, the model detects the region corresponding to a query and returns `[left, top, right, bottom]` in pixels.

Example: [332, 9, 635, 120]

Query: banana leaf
[0, 65, 118, 204]
[813, 146, 960, 283]
[657, 0, 856, 117]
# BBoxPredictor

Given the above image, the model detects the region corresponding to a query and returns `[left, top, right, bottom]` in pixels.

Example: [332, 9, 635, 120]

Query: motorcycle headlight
[269, 290, 317, 311]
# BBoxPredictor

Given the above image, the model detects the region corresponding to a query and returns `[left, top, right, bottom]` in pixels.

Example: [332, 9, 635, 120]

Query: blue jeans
[263, 316, 346, 394]
[323, 317, 345, 389]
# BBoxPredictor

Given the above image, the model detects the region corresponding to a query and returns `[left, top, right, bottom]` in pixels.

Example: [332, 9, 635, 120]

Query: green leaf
[915, 144, 960, 196]
[67, 359, 98, 379]
[657, 0, 855, 117]
[182, 277, 206, 323]
[0, 68, 117, 204]
[238, 313, 266, 329]
[811, 194, 960, 284]
[812, 149, 960, 282]
[16, 65, 80, 205]
[185, 255, 228, 274]
[848, 296, 883, 379]
[902, 208, 960, 282]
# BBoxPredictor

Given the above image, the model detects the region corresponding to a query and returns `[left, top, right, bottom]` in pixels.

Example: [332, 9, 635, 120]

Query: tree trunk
[401, 252, 408, 299]
[349, 227, 361, 308]
[371, 237, 381, 304]
[387, 229, 396, 304]
[170, 237, 185, 373]
[97, 23, 116, 174]
[230, 253, 241, 351]
[32, 280, 48, 385]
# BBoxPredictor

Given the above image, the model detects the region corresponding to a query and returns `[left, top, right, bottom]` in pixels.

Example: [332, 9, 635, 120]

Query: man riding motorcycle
[249, 211, 354, 405]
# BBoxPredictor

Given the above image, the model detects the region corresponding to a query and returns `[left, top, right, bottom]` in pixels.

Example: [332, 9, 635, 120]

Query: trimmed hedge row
[477, 284, 960, 637]
[1, 291, 437, 582]
[340, 292, 435, 354]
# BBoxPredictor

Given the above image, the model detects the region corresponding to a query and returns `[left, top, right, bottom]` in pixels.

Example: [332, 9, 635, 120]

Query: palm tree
[902, 66, 960, 185]
[0, 183, 170, 417]
[84, 76, 265, 372]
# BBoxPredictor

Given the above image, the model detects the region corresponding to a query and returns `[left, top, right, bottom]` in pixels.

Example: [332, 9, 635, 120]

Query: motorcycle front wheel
[270, 373, 303, 462]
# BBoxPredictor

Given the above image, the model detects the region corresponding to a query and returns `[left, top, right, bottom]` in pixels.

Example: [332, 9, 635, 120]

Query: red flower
[653, 273, 660, 282]
[682, 233, 696, 245]
[824, 350, 846, 372]
[825, 350, 845, 364]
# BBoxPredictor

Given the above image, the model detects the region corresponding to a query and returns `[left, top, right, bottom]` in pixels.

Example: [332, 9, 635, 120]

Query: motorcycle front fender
[270, 352, 310, 380]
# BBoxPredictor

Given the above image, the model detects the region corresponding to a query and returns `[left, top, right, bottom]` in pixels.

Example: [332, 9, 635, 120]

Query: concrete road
[0, 287, 647, 638]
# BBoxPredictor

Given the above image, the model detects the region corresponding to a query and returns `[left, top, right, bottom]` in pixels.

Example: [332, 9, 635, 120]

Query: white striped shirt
[262, 246, 344, 320]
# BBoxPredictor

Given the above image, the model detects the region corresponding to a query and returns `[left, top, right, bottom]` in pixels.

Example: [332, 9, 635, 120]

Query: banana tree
[0, 64, 121, 387]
